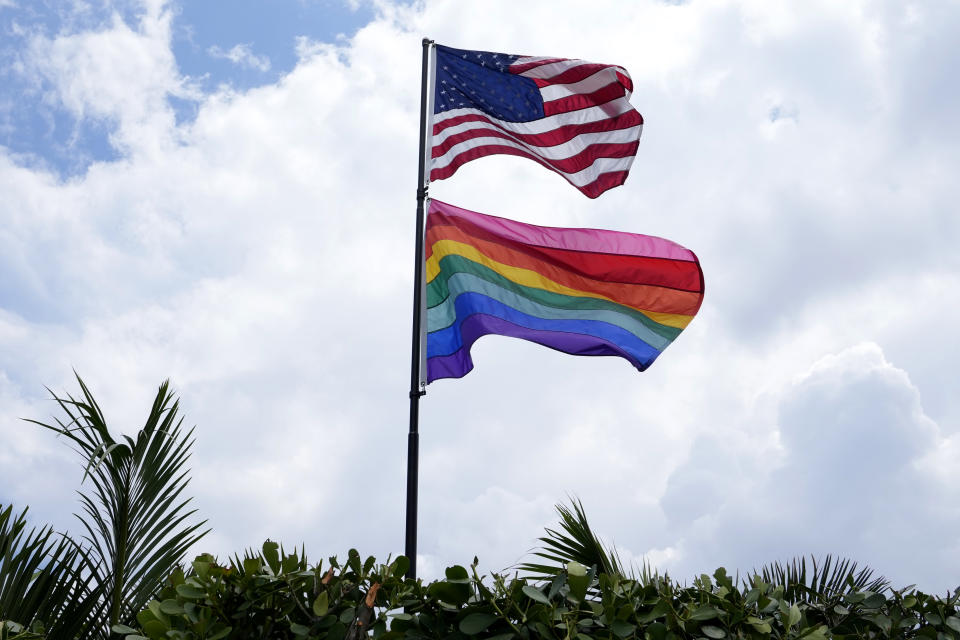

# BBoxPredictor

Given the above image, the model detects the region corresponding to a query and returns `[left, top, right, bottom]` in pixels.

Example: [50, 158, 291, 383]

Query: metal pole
[405, 36, 433, 582]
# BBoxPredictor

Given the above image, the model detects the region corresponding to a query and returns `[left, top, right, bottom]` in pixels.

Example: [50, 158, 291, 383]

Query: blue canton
[434, 45, 544, 123]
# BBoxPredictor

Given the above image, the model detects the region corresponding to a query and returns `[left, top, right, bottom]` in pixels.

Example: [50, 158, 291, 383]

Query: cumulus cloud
[18, 0, 197, 156]
[0, 0, 957, 590]
[657, 343, 958, 592]
[207, 43, 271, 72]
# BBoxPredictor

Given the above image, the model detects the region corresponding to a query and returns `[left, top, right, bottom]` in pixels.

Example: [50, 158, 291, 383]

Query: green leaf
[646, 622, 668, 640]
[348, 548, 362, 574]
[159, 599, 184, 615]
[689, 605, 722, 621]
[263, 540, 280, 574]
[147, 600, 170, 626]
[140, 620, 168, 640]
[746, 616, 771, 634]
[638, 600, 670, 624]
[862, 592, 886, 609]
[946, 617, 960, 633]
[393, 556, 410, 578]
[282, 552, 300, 574]
[111, 625, 139, 635]
[446, 565, 470, 582]
[460, 613, 498, 635]
[208, 628, 232, 640]
[804, 625, 830, 640]
[903, 596, 918, 608]
[428, 580, 472, 606]
[243, 557, 261, 575]
[192, 559, 211, 579]
[313, 591, 329, 616]
[611, 620, 636, 638]
[522, 585, 551, 604]
[865, 613, 892, 633]
[567, 562, 590, 602]
[787, 604, 801, 627]
[702, 625, 726, 639]
[290, 622, 310, 636]
[175, 583, 206, 600]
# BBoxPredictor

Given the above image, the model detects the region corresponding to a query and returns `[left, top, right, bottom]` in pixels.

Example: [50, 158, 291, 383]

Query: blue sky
[1, 0, 959, 592]
[0, 0, 373, 175]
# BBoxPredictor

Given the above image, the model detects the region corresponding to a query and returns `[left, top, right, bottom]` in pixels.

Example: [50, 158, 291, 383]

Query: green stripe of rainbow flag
[425, 199, 705, 382]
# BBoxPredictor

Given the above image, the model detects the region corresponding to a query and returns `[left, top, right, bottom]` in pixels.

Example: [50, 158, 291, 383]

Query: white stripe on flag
[538, 68, 628, 102]
[516, 58, 600, 79]
[432, 125, 642, 170]
[432, 98, 636, 144]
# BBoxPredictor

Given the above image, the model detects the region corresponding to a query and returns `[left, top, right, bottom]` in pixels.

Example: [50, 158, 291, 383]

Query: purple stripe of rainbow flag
[425, 199, 705, 382]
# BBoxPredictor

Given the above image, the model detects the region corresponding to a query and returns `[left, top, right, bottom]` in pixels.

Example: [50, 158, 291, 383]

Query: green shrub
[117, 541, 960, 640]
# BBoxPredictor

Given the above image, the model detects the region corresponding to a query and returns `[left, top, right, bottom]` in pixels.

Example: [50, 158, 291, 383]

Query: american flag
[430, 44, 643, 199]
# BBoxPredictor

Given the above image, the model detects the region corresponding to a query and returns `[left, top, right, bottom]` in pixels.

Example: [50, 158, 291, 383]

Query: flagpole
[406, 36, 433, 581]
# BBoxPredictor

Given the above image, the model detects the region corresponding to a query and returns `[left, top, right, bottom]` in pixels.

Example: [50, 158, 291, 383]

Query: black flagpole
[406, 36, 433, 581]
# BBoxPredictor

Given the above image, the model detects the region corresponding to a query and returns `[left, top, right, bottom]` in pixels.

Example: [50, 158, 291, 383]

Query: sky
[1, 0, 958, 592]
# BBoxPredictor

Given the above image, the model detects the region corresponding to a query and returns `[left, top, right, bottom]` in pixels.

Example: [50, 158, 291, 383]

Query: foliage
[519, 498, 660, 585]
[119, 542, 960, 640]
[753, 555, 890, 605]
[1, 375, 208, 639]
[1, 619, 48, 640]
[113, 540, 413, 640]
[0, 506, 96, 639]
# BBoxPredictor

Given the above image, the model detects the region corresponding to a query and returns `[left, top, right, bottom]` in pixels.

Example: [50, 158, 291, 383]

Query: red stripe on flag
[508, 57, 568, 74]
[432, 110, 644, 159]
[434, 140, 638, 176]
[430, 142, 638, 199]
[528, 63, 618, 87]
[543, 83, 628, 116]
[426, 218, 704, 292]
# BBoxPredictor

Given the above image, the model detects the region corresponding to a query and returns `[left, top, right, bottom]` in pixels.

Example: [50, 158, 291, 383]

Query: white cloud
[657, 343, 958, 591]
[18, 0, 197, 157]
[207, 43, 271, 72]
[0, 0, 958, 592]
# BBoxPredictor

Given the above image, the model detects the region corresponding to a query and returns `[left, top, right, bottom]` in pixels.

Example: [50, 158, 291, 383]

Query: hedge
[110, 541, 960, 640]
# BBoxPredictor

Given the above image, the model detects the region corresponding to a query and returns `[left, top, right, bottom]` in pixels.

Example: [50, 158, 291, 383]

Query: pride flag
[425, 200, 705, 382]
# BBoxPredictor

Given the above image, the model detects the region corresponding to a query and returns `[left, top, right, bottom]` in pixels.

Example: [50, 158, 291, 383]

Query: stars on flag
[433, 46, 537, 120]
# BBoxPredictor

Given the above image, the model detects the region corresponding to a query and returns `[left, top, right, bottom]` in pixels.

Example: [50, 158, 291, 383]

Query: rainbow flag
[425, 200, 705, 382]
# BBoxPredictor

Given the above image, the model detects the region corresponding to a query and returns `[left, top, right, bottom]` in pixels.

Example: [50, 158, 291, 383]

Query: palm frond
[0, 505, 98, 639]
[751, 555, 889, 604]
[27, 375, 209, 637]
[520, 497, 631, 579]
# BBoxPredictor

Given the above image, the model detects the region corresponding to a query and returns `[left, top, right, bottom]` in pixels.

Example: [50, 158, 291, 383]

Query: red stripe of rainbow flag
[425, 199, 705, 382]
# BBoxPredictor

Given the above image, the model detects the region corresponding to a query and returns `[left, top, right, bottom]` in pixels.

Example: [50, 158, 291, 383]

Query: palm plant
[0, 506, 96, 638]
[522, 497, 888, 610]
[751, 554, 889, 604]
[18, 375, 209, 637]
[520, 497, 661, 584]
